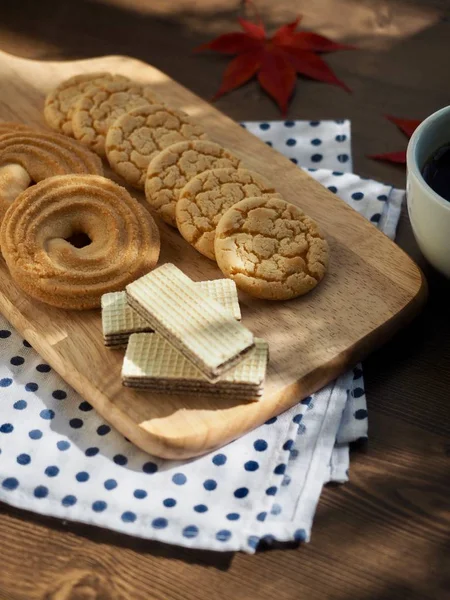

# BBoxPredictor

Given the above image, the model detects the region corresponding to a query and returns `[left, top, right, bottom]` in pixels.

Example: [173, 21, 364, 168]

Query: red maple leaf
[194, 5, 353, 115]
[370, 115, 422, 164]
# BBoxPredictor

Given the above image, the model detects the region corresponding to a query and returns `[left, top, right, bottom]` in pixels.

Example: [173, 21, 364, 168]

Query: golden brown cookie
[0, 174, 160, 310]
[0, 130, 103, 222]
[145, 140, 241, 227]
[44, 73, 130, 136]
[106, 105, 207, 190]
[0, 121, 32, 137]
[214, 196, 329, 300]
[176, 167, 279, 260]
[71, 80, 161, 156]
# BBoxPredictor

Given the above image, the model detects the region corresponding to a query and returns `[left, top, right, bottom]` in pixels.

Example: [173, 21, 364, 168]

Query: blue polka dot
[298, 423, 307, 435]
[282, 475, 292, 486]
[261, 534, 276, 546]
[121, 511, 136, 523]
[152, 517, 168, 529]
[212, 453, 227, 466]
[97, 424, 110, 436]
[332, 170, 344, 176]
[259, 122, 270, 130]
[244, 460, 259, 472]
[36, 364, 51, 373]
[335, 134, 347, 142]
[234, 487, 249, 498]
[2, 477, 19, 490]
[194, 504, 208, 513]
[254, 439, 268, 451]
[294, 528, 307, 542]
[226, 512, 240, 521]
[216, 529, 232, 542]
[337, 154, 349, 163]
[266, 486, 277, 496]
[352, 387, 365, 398]
[0, 330, 11, 338]
[247, 536, 260, 549]
[284, 120, 295, 127]
[354, 409, 368, 420]
[134, 489, 148, 499]
[16, 453, 31, 466]
[203, 479, 217, 491]
[163, 497, 176, 507]
[351, 192, 364, 200]
[69, 418, 83, 429]
[240, 123, 246, 128]
[104, 479, 117, 490]
[290, 158, 298, 164]
[182, 525, 198, 538]
[34, 485, 48, 499]
[13, 400, 27, 410]
[10, 356, 24, 366]
[286, 138, 296, 147]
[0, 423, 13, 433]
[0, 378, 12, 387]
[265, 417, 277, 425]
[377, 194, 388, 201]
[45, 465, 59, 477]
[283, 439, 294, 451]
[335, 119, 345, 124]
[57, 440, 70, 451]
[301, 396, 312, 406]
[289, 449, 299, 460]
[76, 471, 89, 482]
[62, 495, 77, 507]
[172, 473, 187, 485]
[311, 153, 323, 163]
[40, 409, 55, 420]
[78, 401, 93, 412]
[265, 141, 273, 147]
[85, 447, 99, 457]
[52, 390, 66, 400]
[353, 367, 363, 380]
[25, 382, 38, 392]
[92, 501, 107, 512]
[371, 213, 381, 223]
[309, 120, 320, 126]
[29, 429, 42, 440]
[328, 186, 338, 193]
[142, 461, 158, 474]
[256, 511, 267, 522]
[271, 503, 282, 515]
[113, 454, 128, 466]
[274, 464, 286, 475]
[311, 138, 322, 146]
[23, 340, 32, 348]
[293, 414, 303, 424]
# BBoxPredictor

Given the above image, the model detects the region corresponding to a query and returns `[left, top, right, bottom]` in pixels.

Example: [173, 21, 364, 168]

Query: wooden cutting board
[0, 50, 426, 459]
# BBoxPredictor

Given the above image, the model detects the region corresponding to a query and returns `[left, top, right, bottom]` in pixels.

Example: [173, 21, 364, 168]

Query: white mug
[407, 106, 450, 278]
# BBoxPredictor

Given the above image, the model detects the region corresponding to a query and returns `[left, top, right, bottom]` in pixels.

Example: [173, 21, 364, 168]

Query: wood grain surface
[0, 50, 425, 459]
[0, 1, 449, 599]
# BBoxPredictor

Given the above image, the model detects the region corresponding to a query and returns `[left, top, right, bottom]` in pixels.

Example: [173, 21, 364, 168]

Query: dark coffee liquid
[422, 143, 450, 202]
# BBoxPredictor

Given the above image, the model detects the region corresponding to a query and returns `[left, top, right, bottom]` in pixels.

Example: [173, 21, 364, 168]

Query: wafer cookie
[126, 263, 254, 380]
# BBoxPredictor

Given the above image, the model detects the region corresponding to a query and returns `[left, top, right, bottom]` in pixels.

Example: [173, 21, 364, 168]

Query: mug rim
[406, 105, 450, 213]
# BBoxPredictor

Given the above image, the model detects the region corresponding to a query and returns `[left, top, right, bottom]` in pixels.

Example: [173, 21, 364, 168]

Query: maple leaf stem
[243, 0, 264, 27]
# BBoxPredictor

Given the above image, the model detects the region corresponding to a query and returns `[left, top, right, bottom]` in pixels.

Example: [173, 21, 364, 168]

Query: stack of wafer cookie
[101, 263, 268, 400]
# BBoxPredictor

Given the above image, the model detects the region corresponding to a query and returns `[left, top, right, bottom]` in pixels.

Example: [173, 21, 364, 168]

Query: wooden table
[1, 1, 449, 599]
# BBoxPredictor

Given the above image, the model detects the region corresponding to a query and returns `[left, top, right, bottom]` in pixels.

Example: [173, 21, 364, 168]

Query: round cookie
[44, 73, 129, 136]
[176, 167, 279, 260]
[0, 174, 160, 310]
[214, 196, 329, 300]
[72, 80, 161, 156]
[105, 105, 207, 190]
[145, 140, 241, 227]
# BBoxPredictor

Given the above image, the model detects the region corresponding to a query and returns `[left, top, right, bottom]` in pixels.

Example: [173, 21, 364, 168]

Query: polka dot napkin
[0, 120, 404, 553]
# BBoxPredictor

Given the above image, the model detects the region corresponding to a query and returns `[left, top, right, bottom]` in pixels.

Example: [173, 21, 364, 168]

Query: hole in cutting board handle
[65, 231, 92, 248]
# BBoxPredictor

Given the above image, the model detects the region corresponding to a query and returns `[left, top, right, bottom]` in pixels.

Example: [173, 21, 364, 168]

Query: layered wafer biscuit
[126, 263, 254, 380]
[122, 333, 268, 399]
[102, 279, 241, 348]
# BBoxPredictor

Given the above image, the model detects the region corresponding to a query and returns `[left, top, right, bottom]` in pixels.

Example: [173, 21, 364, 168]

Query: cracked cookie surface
[214, 196, 329, 300]
[44, 73, 129, 137]
[176, 167, 279, 260]
[106, 105, 207, 190]
[71, 80, 160, 156]
[145, 140, 240, 226]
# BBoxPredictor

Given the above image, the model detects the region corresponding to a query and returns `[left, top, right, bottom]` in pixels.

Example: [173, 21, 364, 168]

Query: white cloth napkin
[0, 120, 404, 553]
